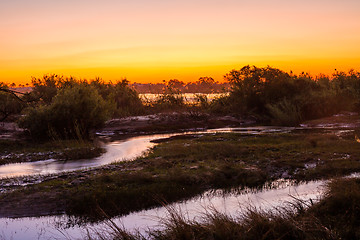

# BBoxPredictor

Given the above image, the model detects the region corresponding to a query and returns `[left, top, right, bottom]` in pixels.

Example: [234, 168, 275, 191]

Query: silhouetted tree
[218, 65, 359, 125]
[0, 83, 24, 121]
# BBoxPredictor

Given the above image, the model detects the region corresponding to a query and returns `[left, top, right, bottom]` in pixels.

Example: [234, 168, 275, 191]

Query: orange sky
[1, 0, 360, 84]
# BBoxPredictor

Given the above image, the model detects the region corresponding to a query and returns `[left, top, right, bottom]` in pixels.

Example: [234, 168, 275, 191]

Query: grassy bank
[94, 178, 360, 240]
[61, 129, 360, 219]
[1, 128, 360, 220]
[0, 139, 104, 165]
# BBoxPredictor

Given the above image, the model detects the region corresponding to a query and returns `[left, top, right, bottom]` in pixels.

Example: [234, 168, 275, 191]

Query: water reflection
[0, 134, 166, 179]
[139, 93, 228, 104]
[0, 127, 296, 179]
[0, 179, 325, 240]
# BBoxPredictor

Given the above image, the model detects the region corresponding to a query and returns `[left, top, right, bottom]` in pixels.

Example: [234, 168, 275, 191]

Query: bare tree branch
[0, 87, 27, 102]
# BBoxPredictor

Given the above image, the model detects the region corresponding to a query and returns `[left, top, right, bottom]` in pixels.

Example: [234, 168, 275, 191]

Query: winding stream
[0, 125, 352, 239]
[0, 126, 294, 179]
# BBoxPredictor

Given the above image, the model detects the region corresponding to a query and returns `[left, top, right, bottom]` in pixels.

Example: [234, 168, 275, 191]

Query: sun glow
[1, 0, 360, 85]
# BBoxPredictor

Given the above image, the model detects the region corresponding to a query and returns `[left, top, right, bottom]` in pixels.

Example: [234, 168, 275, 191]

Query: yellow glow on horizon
[1, 0, 360, 85]
[3, 57, 360, 85]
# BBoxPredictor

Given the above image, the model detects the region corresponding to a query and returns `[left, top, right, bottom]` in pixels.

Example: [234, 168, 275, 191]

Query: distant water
[139, 93, 228, 104]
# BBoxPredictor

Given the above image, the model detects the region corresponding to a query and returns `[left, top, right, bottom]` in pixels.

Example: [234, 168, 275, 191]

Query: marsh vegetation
[88, 178, 360, 240]
[1, 125, 360, 221]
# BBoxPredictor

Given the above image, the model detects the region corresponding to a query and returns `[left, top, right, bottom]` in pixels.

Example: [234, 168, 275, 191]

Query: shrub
[218, 66, 360, 125]
[30, 74, 63, 104]
[89, 78, 144, 117]
[151, 81, 185, 111]
[29, 75, 144, 119]
[110, 80, 144, 117]
[266, 98, 302, 126]
[19, 85, 113, 140]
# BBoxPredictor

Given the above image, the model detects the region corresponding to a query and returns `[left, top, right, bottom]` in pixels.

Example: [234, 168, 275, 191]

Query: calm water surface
[0, 179, 325, 240]
[139, 93, 229, 104]
[0, 125, 335, 239]
[0, 126, 294, 179]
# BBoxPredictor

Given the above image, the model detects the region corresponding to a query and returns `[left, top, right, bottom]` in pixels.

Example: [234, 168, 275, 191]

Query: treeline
[8, 77, 230, 94]
[132, 77, 230, 93]
[212, 66, 360, 125]
[1, 76, 144, 140]
[1, 65, 360, 140]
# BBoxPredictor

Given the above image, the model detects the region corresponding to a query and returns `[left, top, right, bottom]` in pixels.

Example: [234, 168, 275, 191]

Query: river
[0, 125, 349, 239]
[0, 126, 295, 179]
[0, 179, 325, 240]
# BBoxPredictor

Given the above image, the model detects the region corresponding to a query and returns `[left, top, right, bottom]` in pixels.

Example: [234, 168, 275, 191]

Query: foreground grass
[92, 178, 360, 240]
[0, 139, 104, 165]
[66, 129, 360, 219]
[1, 128, 360, 220]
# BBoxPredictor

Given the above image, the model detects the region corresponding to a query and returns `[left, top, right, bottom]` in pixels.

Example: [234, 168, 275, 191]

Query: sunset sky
[1, 0, 360, 84]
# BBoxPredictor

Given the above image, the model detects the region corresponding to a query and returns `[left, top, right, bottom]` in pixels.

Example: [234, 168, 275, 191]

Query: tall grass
[87, 178, 360, 240]
[266, 98, 302, 126]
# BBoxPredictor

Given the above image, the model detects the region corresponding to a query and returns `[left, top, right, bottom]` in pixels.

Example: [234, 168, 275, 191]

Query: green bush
[29, 75, 144, 118]
[209, 94, 233, 114]
[110, 80, 144, 117]
[30, 74, 64, 104]
[216, 65, 360, 125]
[19, 85, 113, 140]
[151, 81, 185, 111]
[266, 98, 302, 126]
[90, 78, 144, 117]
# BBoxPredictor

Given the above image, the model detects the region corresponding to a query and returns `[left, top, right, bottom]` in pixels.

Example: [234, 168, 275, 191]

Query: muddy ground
[96, 112, 254, 140]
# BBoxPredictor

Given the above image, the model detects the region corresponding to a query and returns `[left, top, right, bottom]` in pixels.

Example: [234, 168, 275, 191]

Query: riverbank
[92, 177, 360, 240]
[0, 139, 104, 165]
[0, 112, 250, 165]
[1, 112, 360, 220]
[0, 178, 326, 239]
[97, 112, 252, 140]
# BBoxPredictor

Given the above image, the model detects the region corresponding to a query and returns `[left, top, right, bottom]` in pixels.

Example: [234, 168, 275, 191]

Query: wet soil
[0, 122, 24, 140]
[97, 112, 253, 140]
